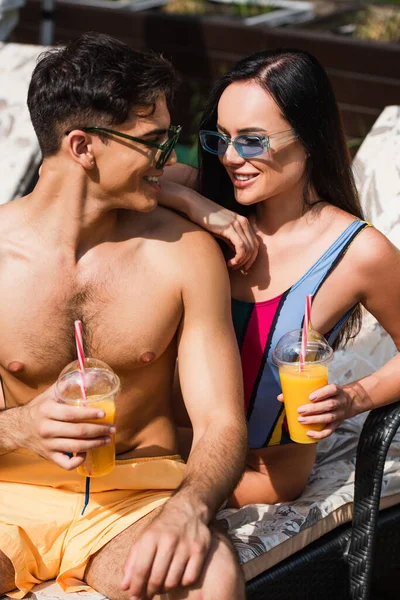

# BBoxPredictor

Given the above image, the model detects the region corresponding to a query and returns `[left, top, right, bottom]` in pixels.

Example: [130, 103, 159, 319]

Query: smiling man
[0, 32, 247, 600]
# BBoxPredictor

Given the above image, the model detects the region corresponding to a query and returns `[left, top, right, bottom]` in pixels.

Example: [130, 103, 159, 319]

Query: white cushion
[0, 42, 44, 205]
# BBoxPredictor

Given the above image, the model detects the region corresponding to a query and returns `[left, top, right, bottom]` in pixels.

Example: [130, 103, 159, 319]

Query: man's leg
[85, 508, 245, 600]
[0, 550, 16, 596]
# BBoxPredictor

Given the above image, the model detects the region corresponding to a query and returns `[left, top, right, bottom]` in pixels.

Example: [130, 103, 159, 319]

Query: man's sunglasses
[199, 128, 295, 159]
[67, 125, 182, 169]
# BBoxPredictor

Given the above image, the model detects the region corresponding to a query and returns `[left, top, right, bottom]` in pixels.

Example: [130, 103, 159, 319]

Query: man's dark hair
[28, 32, 179, 157]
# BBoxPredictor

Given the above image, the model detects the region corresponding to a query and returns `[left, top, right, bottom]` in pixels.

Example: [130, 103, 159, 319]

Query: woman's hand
[160, 178, 259, 271]
[201, 207, 259, 272]
[277, 384, 357, 440]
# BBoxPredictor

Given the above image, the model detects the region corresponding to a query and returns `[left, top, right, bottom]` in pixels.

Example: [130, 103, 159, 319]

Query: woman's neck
[254, 185, 320, 237]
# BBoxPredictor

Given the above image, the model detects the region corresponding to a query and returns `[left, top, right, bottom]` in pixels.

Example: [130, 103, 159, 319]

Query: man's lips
[144, 176, 160, 184]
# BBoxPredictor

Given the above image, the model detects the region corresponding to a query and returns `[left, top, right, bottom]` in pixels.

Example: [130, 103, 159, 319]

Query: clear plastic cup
[272, 329, 333, 444]
[56, 358, 120, 476]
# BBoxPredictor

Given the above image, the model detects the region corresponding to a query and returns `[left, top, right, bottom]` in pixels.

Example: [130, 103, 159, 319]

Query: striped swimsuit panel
[232, 220, 370, 449]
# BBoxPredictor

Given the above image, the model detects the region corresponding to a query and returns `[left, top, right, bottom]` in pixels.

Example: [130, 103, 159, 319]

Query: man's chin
[142, 200, 158, 212]
[124, 193, 158, 213]
[137, 196, 158, 213]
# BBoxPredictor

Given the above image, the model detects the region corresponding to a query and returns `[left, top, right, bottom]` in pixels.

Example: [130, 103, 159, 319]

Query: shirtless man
[0, 32, 247, 600]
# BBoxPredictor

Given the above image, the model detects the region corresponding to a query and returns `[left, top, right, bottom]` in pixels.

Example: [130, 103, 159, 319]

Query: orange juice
[279, 364, 328, 444]
[77, 395, 116, 477]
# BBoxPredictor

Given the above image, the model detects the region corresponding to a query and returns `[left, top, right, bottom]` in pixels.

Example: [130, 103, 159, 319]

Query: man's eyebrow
[217, 124, 268, 135]
[139, 127, 168, 138]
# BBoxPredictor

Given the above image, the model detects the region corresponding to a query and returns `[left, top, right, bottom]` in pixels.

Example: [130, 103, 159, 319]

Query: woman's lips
[231, 173, 259, 189]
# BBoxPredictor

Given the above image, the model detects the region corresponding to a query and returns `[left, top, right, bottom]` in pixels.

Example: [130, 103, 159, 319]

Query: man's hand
[277, 383, 356, 440]
[121, 500, 212, 599]
[18, 385, 115, 469]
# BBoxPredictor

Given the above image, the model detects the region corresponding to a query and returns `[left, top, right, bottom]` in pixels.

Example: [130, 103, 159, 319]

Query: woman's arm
[163, 163, 199, 189]
[295, 228, 400, 438]
[160, 167, 259, 271]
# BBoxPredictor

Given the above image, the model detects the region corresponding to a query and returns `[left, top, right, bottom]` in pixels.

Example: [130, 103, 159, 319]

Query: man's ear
[65, 130, 95, 169]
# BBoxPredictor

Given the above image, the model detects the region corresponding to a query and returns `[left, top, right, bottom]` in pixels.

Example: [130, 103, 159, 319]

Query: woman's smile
[231, 172, 260, 188]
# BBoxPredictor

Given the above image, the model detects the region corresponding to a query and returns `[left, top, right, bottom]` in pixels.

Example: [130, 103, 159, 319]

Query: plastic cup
[56, 358, 120, 477]
[272, 329, 333, 444]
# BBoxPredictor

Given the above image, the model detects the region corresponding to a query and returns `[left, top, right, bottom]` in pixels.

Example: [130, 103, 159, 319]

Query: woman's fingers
[306, 424, 339, 440]
[299, 398, 341, 416]
[235, 220, 258, 269]
[308, 384, 340, 402]
[298, 411, 337, 424]
[226, 226, 249, 268]
[226, 217, 259, 270]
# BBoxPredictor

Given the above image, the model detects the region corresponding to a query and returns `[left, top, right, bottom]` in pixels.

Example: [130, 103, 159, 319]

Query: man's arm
[0, 406, 25, 455]
[175, 232, 247, 514]
[122, 230, 247, 599]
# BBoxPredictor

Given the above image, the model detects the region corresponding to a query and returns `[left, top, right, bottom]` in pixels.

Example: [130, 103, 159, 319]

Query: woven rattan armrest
[347, 400, 400, 600]
[245, 401, 400, 600]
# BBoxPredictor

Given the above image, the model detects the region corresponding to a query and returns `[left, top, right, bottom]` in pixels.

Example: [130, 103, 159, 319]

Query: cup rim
[273, 355, 332, 368]
[271, 345, 333, 368]
[56, 367, 120, 403]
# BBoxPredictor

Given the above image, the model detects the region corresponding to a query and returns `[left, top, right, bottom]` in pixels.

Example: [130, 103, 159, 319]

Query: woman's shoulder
[345, 219, 400, 277]
[319, 205, 399, 272]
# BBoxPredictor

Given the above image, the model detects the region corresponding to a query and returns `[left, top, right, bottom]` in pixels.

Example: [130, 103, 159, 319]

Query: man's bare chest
[0, 259, 182, 386]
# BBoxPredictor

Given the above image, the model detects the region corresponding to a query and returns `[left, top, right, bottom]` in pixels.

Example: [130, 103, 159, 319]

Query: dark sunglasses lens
[157, 140, 177, 169]
[200, 133, 227, 155]
[235, 135, 264, 158]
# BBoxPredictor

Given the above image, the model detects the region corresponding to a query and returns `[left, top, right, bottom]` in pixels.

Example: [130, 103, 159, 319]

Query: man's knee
[166, 528, 244, 600]
[86, 518, 244, 600]
[202, 528, 244, 600]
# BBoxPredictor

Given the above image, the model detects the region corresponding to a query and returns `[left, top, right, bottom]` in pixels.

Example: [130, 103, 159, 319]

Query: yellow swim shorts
[0, 448, 185, 598]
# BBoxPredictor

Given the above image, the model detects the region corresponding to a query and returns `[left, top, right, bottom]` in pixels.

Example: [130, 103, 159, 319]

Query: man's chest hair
[0, 274, 182, 384]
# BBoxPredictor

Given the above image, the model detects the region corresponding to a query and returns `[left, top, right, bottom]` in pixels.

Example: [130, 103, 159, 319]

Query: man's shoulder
[149, 206, 222, 257]
[0, 200, 22, 248]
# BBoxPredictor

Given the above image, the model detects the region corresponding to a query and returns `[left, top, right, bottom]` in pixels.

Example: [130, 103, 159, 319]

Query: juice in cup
[76, 394, 116, 477]
[272, 329, 333, 444]
[278, 363, 328, 444]
[56, 358, 120, 477]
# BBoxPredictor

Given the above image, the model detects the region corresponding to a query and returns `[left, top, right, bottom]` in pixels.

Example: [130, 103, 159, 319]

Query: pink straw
[305, 294, 312, 331]
[74, 320, 92, 509]
[74, 320, 87, 403]
[299, 295, 312, 371]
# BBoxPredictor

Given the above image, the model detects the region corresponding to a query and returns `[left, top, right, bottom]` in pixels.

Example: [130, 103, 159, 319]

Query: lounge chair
[1, 39, 399, 599]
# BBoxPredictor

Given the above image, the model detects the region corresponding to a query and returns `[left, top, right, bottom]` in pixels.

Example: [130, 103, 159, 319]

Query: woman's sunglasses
[199, 128, 295, 159]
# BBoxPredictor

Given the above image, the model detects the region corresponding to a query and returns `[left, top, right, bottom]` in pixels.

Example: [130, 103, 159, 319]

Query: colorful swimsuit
[232, 220, 370, 449]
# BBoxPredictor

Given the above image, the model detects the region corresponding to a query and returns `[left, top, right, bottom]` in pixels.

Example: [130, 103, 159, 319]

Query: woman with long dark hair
[160, 49, 400, 507]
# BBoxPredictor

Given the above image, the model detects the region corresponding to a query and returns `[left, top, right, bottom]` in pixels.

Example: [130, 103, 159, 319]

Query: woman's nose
[222, 142, 245, 166]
